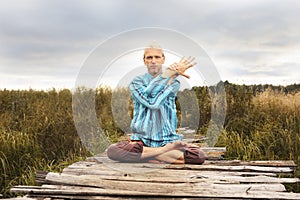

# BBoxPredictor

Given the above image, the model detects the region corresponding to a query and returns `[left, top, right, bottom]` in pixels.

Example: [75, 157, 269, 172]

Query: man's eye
[146, 56, 162, 60]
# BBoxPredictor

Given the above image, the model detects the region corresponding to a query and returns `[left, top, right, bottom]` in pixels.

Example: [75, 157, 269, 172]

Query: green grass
[216, 89, 300, 191]
[0, 84, 299, 197]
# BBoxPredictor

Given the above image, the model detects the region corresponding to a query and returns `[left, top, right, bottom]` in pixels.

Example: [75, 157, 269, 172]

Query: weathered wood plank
[59, 171, 300, 184]
[201, 147, 227, 152]
[205, 160, 297, 167]
[90, 156, 297, 168]
[44, 172, 209, 192]
[199, 147, 227, 160]
[42, 172, 299, 192]
[10, 155, 300, 200]
[164, 164, 295, 173]
[62, 158, 288, 177]
[61, 166, 279, 179]
[41, 183, 287, 192]
[211, 183, 286, 192]
[189, 174, 300, 184]
[82, 156, 296, 176]
[11, 185, 300, 200]
[40, 158, 298, 186]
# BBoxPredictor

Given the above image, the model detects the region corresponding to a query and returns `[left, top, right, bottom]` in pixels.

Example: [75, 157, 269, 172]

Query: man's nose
[151, 58, 157, 63]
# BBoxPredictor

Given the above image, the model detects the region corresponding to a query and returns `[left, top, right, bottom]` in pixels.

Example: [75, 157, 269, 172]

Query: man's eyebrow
[146, 55, 162, 58]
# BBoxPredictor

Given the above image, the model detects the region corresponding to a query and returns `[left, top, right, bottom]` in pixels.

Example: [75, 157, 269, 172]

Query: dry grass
[253, 88, 300, 113]
[1, 85, 299, 197]
[218, 89, 300, 187]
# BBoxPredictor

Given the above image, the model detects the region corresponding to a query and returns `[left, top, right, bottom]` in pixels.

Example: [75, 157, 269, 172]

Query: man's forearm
[130, 75, 179, 109]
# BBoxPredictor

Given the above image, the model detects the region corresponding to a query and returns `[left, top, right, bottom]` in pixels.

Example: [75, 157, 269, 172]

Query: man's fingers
[167, 63, 178, 71]
[180, 57, 190, 65]
[186, 57, 195, 66]
[185, 56, 194, 64]
[187, 62, 197, 69]
[180, 56, 196, 66]
[169, 63, 176, 70]
[179, 57, 185, 63]
[175, 56, 196, 79]
[179, 72, 190, 79]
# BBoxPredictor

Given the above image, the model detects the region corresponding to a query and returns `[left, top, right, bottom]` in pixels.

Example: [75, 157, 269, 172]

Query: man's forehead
[144, 48, 164, 55]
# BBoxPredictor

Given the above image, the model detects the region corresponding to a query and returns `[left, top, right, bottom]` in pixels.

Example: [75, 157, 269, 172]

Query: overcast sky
[0, 0, 299, 90]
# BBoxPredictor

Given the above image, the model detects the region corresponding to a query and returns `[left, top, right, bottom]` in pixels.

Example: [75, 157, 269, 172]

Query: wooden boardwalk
[11, 148, 300, 200]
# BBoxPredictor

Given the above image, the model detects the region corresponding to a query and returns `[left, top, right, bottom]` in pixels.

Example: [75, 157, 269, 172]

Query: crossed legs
[107, 140, 206, 164]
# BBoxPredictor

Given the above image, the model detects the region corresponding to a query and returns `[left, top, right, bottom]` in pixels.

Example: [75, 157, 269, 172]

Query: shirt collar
[144, 73, 154, 81]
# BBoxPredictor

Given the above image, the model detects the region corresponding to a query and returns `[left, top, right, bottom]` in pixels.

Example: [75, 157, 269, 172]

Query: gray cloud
[0, 0, 299, 89]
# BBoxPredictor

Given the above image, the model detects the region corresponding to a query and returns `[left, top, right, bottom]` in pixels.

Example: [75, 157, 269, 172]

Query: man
[107, 42, 206, 164]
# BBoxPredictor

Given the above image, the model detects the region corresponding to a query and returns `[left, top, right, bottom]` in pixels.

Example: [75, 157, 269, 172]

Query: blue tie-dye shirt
[129, 73, 183, 147]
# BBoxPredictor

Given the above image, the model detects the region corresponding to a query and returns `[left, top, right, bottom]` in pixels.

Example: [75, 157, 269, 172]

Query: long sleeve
[129, 73, 182, 147]
[129, 74, 180, 109]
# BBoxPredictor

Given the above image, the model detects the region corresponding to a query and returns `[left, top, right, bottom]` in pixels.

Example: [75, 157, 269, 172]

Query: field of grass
[219, 88, 300, 161]
[0, 83, 299, 197]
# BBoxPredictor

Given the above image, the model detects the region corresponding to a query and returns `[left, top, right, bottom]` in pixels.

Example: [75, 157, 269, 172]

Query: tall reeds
[0, 84, 299, 197]
[217, 89, 300, 177]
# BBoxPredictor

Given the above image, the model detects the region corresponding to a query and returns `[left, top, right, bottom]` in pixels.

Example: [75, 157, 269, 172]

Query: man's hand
[174, 56, 196, 79]
[161, 56, 196, 85]
[164, 141, 188, 151]
[161, 63, 178, 78]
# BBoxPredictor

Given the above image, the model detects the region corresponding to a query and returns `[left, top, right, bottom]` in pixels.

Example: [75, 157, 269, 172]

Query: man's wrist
[161, 69, 178, 78]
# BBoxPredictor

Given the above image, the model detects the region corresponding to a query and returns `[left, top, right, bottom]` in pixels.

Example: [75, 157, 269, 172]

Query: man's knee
[107, 141, 144, 162]
[184, 147, 207, 165]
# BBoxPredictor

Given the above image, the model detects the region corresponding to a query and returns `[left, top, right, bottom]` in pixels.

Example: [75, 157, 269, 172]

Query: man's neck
[150, 72, 162, 78]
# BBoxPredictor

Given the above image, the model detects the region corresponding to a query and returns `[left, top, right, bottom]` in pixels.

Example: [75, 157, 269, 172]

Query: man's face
[143, 48, 165, 77]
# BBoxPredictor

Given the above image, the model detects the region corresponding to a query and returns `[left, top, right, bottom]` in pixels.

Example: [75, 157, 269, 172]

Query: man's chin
[149, 71, 160, 77]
